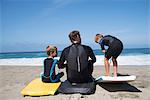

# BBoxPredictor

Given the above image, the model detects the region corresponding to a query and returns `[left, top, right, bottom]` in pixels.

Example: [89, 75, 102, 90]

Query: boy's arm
[100, 40, 105, 51]
[99, 38, 106, 53]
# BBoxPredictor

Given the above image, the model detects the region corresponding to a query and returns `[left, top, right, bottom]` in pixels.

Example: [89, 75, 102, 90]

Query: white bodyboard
[96, 75, 136, 83]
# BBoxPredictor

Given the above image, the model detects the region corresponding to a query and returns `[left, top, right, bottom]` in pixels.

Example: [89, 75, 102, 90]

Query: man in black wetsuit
[58, 31, 96, 83]
[95, 34, 123, 77]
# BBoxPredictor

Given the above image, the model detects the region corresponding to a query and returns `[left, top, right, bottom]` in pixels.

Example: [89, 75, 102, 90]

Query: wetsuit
[99, 35, 123, 59]
[58, 44, 96, 83]
[42, 58, 63, 83]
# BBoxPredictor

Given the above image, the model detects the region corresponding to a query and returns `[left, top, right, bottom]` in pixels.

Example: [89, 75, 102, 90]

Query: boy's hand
[102, 50, 106, 53]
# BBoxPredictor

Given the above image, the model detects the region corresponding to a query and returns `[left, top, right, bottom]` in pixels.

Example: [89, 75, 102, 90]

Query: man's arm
[58, 48, 67, 69]
[87, 46, 96, 63]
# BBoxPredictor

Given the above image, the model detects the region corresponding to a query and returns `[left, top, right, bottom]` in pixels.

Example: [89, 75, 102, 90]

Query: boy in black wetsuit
[95, 34, 123, 77]
[41, 45, 64, 83]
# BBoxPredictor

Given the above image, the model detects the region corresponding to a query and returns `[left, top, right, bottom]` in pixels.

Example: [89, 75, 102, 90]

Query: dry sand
[0, 65, 150, 100]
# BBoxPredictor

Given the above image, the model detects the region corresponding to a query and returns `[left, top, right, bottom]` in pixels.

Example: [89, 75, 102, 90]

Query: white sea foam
[0, 55, 150, 66]
[94, 55, 150, 66]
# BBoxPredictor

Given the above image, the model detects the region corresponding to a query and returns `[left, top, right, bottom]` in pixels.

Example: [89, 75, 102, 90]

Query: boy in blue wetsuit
[41, 45, 64, 83]
[95, 34, 123, 77]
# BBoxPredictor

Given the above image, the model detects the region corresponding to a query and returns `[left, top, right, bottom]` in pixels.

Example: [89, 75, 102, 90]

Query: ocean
[0, 48, 149, 59]
[0, 48, 150, 65]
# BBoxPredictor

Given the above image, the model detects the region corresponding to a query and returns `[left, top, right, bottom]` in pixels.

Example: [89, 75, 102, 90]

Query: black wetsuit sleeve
[100, 35, 114, 50]
[58, 48, 68, 69]
[100, 40, 105, 50]
[87, 46, 96, 63]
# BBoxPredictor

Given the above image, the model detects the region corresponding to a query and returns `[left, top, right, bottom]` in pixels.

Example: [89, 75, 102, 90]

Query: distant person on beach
[58, 30, 96, 83]
[41, 45, 64, 83]
[95, 34, 123, 77]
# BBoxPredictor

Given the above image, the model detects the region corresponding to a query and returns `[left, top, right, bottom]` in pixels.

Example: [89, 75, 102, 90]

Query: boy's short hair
[46, 45, 57, 56]
[96, 34, 103, 38]
[95, 34, 103, 43]
[69, 30, 81, 44]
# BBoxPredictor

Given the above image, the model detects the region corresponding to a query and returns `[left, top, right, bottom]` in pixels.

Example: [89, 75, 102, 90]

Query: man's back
[58, 44, 96, 83]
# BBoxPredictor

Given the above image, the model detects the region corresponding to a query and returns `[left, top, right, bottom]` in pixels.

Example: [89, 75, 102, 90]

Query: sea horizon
[0, 47, 149, 54]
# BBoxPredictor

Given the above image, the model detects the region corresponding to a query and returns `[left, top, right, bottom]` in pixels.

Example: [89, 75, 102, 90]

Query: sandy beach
[0, 65, 150, 100]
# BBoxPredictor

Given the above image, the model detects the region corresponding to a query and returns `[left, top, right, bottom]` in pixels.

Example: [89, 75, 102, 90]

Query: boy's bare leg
[112, 57, 118, 77]
[104, 58, 110, 76]
[113, 66, 117, 77]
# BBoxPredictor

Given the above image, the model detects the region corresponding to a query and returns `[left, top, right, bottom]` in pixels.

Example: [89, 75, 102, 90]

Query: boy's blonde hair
[95, 34, 103, 43]
[46, 45, 57, 56]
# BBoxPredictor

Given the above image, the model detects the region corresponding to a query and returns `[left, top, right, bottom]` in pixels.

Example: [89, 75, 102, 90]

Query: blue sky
[1, 0, 149, 52]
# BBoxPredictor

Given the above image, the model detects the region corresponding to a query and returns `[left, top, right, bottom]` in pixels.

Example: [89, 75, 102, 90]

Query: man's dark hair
[69, 30, 81, 44]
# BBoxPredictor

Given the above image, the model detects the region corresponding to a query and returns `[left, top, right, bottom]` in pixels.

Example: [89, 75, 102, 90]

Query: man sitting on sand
[58, 30, 96, 83]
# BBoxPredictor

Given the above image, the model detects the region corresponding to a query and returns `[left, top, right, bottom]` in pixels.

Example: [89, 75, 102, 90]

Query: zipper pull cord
[77, 56, 80, 72]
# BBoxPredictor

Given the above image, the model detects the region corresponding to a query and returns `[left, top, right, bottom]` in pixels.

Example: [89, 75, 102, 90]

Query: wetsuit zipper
[76, 45, 81, 72]
[77, 56, 80, 72]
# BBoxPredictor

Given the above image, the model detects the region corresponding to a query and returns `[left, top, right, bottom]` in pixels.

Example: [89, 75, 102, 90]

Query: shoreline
[0, 65, 150, 100]
[0, 55, 150, 66]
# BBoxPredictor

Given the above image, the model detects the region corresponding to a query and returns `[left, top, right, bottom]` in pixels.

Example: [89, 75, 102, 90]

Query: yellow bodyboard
[21, 78, 61, 96]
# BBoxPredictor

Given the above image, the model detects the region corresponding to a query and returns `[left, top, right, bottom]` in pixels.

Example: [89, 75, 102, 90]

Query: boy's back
[42, 58, 56, 83]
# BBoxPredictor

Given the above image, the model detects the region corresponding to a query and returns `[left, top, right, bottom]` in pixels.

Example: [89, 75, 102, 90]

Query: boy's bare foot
[105, 73, 110, 76]
[114, 73, 117, 77]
